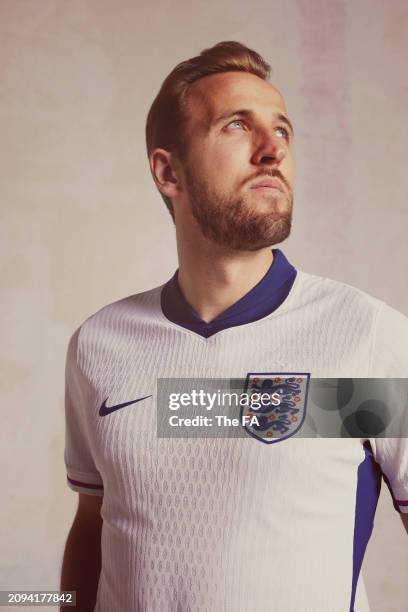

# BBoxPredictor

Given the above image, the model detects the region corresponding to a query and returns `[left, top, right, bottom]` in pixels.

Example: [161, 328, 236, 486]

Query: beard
[184, 165, 293, 252]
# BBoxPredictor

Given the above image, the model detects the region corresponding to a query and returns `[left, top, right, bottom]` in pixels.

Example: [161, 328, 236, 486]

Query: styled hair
[145, 41, 271, 219]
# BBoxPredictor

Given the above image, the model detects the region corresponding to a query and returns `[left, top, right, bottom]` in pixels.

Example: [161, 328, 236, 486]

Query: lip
[250, 178, 284, 192]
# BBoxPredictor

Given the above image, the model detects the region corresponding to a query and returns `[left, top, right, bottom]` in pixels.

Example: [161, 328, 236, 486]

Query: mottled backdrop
[1, 1, 407, 610]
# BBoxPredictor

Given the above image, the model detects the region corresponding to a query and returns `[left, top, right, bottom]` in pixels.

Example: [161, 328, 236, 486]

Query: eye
[227, 119, 245, 130]
[275, 126, 290, 141]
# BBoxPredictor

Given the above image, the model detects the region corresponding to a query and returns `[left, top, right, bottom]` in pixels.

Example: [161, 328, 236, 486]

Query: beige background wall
[1, 1, 407, 610]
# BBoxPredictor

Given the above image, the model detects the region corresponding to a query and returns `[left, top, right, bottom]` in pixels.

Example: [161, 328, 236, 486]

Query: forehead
[186, 71, 287, 124]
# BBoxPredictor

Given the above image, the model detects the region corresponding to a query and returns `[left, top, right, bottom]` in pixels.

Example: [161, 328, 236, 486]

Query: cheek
[188, 136, 251, 187]
[212, 138, 252, 176]
[209, 143, 250, 179]
[283, 154, 294, 184]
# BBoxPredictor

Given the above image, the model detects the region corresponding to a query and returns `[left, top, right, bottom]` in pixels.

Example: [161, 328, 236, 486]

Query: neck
[175, 221, 273, 323]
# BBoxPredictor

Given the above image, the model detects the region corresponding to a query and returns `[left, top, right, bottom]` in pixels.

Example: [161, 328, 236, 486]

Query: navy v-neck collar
[160, 249, 297, 338]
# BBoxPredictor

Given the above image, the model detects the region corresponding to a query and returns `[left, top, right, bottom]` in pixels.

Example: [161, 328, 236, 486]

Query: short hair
[145, 41, 271, 219]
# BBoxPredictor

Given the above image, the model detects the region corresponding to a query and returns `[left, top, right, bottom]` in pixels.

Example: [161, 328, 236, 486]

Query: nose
[251, 130, 286, 167]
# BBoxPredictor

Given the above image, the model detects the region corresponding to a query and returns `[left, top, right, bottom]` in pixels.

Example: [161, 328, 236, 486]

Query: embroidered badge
[241, 372, 310, 444]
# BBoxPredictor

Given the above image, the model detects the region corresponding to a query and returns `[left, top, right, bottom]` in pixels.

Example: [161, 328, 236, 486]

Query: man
[61, 42, 408, 611]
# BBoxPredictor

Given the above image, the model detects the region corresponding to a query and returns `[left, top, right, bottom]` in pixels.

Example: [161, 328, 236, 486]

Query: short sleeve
[370, 303, 408, 377]
[370, 437, 408, 513]
[64, 328, 104, 496]
[369, 303, 408, 512]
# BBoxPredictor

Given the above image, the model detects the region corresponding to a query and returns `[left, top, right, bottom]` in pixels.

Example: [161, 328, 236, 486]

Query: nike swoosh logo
[99, 395, 152, 417]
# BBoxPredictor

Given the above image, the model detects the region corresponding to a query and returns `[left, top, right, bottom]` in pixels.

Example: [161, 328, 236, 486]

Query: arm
[401, 513, 408, 535]
[60, 493, 103, 611]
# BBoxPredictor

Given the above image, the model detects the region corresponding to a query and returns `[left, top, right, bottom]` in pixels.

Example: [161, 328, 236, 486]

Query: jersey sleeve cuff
[66, 470, 104, 496]
[381, 472, 408, 514]
[396, 499, 408, 514]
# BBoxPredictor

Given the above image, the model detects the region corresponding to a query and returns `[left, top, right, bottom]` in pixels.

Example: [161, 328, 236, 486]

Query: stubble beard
[184, 166, 293, 252]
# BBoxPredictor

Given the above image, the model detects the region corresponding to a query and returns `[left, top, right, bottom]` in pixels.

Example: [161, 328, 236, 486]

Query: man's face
[175, 71, 294, 251]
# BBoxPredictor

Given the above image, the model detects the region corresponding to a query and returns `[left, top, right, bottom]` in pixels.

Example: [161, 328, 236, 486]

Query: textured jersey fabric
[64, 269, 408, 612]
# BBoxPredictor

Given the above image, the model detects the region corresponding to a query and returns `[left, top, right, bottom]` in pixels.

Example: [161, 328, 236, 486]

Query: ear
[149, 148, 181, 199]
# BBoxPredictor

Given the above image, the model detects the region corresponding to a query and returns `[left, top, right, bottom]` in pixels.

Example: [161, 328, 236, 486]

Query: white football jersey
[65, 270, 408, 612]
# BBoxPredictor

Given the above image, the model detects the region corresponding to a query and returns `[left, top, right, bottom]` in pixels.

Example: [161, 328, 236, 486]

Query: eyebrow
[213, 108, 294, 137]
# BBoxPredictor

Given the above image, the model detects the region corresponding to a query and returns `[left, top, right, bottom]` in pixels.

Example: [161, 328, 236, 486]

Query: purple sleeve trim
[67, 476, 104, 490]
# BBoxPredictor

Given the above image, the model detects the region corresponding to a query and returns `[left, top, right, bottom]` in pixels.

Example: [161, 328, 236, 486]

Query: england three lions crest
[241, 373, 310, 444]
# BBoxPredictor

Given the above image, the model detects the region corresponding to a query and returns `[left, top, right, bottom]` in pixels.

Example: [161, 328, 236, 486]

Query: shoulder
[83, 284, 163, 329]
[290, 270, 385, 326]
[295, 268, 408, 328]
[294, 270, 383, 311]
[68, 284, 166, 368]
[294, 270, 408, 375]
[370, 301, 408, 376]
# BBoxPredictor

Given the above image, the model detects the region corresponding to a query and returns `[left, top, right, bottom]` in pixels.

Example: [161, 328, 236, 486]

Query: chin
[249, 192, 290, 212]
[229, 216, 292, 252]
